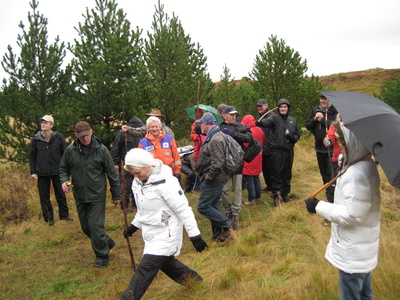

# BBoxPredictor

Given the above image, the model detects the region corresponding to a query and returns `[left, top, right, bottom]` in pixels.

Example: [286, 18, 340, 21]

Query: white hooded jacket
[316, 125, 381, 273]
[130, 159, 201, 256]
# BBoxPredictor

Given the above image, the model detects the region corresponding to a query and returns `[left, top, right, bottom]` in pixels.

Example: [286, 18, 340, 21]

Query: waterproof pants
[38, 175, 69, 222]
[197, 179, 230, 240]
[120, 255, 202, 300]
[262, 154, 273, 190]
[75, 200, 114, 258]
[222, 174, 242, 217]
[270, 149, 294, 199]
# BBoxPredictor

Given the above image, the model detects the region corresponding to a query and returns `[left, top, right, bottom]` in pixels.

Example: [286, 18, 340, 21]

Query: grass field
[1, 133, 400, 299]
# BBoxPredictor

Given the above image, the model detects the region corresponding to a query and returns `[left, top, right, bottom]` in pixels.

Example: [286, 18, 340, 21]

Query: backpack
[243, 136, 262, 163]
[223, 134, 245, 174]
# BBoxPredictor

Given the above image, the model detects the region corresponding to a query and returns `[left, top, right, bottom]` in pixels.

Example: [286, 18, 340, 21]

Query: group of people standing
[28, 92, 382, 299]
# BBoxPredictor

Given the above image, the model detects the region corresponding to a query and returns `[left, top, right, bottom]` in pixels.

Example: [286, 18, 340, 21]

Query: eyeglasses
[256, 105, 263, 107]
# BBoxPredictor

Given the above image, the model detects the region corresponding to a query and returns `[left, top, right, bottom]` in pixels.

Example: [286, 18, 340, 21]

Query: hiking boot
[244, 200, 256, 206]
[94, 257, 109, 268]
[273, 192, 283, 207]
[283, 196, 292, 203]
[225, 212, 233, 219]
[232, 215, 240, 223]
[48, 220, 54, 226]
[227, 219, 238, 231]
[61, 217, 73, 221]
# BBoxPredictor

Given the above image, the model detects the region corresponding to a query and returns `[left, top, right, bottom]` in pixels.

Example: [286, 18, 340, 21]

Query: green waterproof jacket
[60, 136, 121, 203]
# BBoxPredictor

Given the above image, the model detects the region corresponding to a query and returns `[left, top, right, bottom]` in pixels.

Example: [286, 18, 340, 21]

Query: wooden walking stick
[121, 147, 136, 270]
[257, 107, 278, 122]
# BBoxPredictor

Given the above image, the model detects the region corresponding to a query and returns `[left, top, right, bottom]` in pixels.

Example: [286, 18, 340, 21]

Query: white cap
[41, 115, 54, 123]
[125, 148, 155, 167]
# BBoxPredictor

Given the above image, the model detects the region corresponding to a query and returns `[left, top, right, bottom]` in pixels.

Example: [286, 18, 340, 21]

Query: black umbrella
[320, 90, 400, 189]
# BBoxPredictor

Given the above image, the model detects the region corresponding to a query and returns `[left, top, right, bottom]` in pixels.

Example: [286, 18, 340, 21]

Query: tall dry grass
[0, 134, 399, 299]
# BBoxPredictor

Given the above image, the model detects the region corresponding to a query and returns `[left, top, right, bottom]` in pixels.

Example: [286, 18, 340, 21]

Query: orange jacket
[139, 131, 182, 174]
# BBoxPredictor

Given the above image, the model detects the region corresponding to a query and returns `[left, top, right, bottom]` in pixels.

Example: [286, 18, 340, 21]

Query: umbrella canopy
[320, 90, 400, 189]
[185, 104, 224, 123]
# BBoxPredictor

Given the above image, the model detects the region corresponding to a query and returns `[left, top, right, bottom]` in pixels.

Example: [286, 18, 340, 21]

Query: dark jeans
[339, 270, 373, 300]
[197, 179, 230, 240]
[316, 151, 335, 203]
[37, 175, 69, 222]
[75, 200, 114, 258]
[120, 255, 202, 300]
[243, 174, 261, 201]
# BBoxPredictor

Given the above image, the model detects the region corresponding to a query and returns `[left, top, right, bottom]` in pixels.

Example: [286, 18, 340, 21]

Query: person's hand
[222, 129, 235, 136]
[304, 197, 319, 214]
[31, 174, 38, 180]
[190, 235, 208, 252]
[323, 138, 332, 147]
[315, 112, 324, 121]
[285, 133, 296, 143]
[123, 224, 139, 238]
[255, 120, 262, 127]
[122, 125, 128, 132]
[62, 181, 73, 193]
[173, 173, 181, 181]
[194, 124, 202, 134]
[113, 200, 121, 205]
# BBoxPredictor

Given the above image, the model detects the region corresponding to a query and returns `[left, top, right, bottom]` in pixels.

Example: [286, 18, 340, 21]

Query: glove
[286, 133, 296, 143]
[194, 124, 202, 134]
[173, 173, 181, 181]
[304, 197, 319, 214]
[190, 235, 208, 253]
[123, 224, 139, 238]
[222, 129, 235, 136]
[323, 138, 332, 147]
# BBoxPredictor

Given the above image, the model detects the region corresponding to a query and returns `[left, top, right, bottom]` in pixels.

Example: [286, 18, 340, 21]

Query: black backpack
[242, 136, 262, 163]
[223, 135, 244, 174]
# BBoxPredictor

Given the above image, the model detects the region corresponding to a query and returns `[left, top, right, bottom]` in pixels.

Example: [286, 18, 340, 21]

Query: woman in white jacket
[120, 148, 207, 300]
[305, 120, 381, 300]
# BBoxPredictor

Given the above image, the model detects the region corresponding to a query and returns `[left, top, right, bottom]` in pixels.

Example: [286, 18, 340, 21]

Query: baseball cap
[256, 99, 268, 105]
[41, 115, 54, 123]
[223, 106, 238, 114]
[196, 114, 216, 125]
[75, 121, 92, 138]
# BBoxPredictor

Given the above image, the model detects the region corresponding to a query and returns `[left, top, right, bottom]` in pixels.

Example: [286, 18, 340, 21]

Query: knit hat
[125, 148, 155, 167]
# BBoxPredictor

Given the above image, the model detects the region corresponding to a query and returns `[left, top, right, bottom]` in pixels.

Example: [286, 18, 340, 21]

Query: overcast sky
[1, 0, 400, 82]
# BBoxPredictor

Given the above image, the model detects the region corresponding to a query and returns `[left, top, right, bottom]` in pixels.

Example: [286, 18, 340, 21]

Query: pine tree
[0, 0, 72, 162]
[69, 0, 146, 148]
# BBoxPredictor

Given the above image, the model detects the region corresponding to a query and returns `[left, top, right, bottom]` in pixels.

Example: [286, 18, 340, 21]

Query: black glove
[194, 124, 202, 134]
[286, 133, 297, 143]
[222, 129, 235, 136]
[173, 173, 181, 181]
[190, 235, 208, 253]
[123, 224, 139, 238]
[255, 120, 262, 127]
[304, 197, 319, 214]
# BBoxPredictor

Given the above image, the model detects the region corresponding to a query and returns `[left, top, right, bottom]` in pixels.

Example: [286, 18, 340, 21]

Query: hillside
[319, 68, 400, 95]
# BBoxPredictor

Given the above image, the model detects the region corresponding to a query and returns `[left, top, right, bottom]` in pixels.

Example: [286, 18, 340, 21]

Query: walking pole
[257, 107, 278, 122]
[121, 152, 136, 270]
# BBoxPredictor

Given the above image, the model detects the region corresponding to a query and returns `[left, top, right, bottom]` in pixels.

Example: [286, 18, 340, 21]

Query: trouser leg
[339, 270, 373, 300]
[38, 176, 53, 222]
[282, 150, 294, 199]
[51, 175, 69, 219]
[161, 256, 202, 284]
[197, 180, 230, 240]
[230, 174, 242, 216]
[244, 175, 256, 201]
[262, 154, 273, 189]
[221, 177, 232, 213]
[76, 201, 111, 258]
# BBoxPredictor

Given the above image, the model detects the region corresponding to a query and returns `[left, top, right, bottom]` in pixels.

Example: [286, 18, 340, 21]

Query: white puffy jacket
[130, 160, 200, 256]
[316, 125, 381, 273]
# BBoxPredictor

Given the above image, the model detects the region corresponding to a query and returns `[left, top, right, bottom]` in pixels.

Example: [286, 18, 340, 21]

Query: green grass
[1, 134, 400, 299]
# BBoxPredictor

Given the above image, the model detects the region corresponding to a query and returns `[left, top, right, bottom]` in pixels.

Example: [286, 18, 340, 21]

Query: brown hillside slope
[319, 68, 400, 95]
